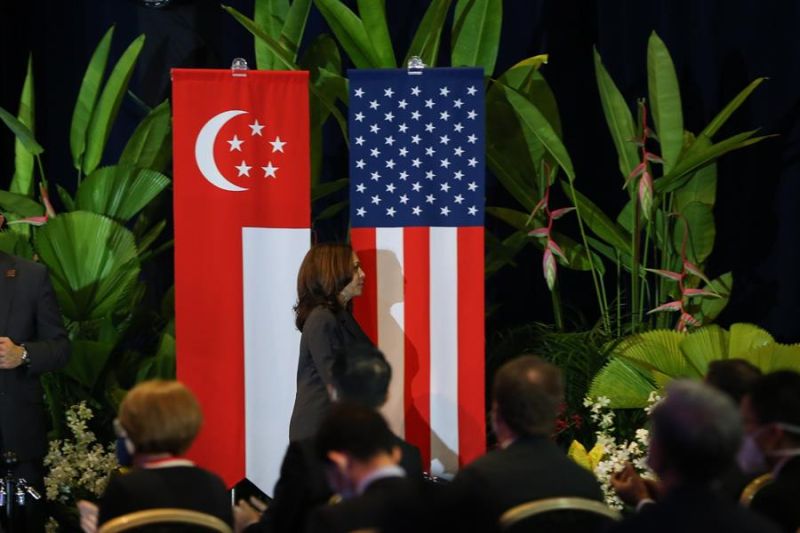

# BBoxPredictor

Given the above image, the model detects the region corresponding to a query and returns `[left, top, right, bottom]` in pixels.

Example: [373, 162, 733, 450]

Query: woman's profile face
[341, 252, 366, 301]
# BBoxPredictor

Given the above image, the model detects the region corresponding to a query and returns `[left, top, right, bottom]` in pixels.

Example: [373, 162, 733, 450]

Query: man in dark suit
[0, 250, 70, 528]
[305, 403, 424, 533]
[611, 380, 780, 533]
[741, 370, 800, 532]
[236, 343, 422, 533]
[445, 355, 603, 532]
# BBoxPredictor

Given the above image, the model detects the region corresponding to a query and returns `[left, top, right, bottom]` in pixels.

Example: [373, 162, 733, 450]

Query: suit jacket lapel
[0, 252, 17, 335]
[338, 308, 370, 343]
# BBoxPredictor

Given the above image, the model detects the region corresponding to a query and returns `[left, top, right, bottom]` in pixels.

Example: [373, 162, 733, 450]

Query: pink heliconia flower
[683, 287, 721, 298]
[645, 268, 684, 281]
[543, 248, 557, 290]
[528, 227, 549, 238]
[638, 171, 654, 220]
[548, 238, 567, 262]
[8, 216, 48, 227]
[647, 300, 682, 314]
[550, 207, 576, 220]
[39, 183, 56, 218]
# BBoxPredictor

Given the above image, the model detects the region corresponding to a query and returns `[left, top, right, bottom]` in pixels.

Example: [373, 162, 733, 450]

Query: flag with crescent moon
[172, 69, 310, 491]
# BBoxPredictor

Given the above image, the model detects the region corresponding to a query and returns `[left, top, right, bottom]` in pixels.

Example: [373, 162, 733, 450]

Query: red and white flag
[348, 68, 486, 475]
[172, 69, 310, 490]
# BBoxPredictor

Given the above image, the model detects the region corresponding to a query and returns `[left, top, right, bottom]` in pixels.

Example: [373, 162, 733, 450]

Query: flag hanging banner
[172, 69, 310, 490]
[348, 67, 486, 475]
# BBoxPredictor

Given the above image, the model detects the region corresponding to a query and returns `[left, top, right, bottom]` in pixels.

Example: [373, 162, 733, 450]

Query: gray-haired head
[650, 379, 743, 482]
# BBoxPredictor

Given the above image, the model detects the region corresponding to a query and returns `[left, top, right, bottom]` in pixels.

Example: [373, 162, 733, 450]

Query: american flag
[349, 68, 485, 475]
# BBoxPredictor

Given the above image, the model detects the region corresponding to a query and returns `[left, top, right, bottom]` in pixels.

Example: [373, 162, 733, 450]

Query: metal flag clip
[231, 57, 248, 78]
[407, 56, 426, 76]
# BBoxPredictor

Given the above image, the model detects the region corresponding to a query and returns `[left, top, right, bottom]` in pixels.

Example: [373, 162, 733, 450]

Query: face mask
[737, 432, 768, 475]
[116, 437, 135, 467]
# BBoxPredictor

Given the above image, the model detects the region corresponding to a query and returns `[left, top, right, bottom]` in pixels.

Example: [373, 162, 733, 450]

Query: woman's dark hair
[294, 243, 355, 330]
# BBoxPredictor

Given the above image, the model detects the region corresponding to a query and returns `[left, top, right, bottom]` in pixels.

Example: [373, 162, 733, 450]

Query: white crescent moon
[195, 110, 249, 192]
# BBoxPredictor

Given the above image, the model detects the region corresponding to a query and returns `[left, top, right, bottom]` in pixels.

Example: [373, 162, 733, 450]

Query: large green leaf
[672, 201, 715, 265]
[728, 323, 774, 359]
[63, 340, 114, 389]
[223, 5, 299, 69]
[70, 26, 113, 171]
[281, 0, 313, 61]
[404, 0, 452, 67]
[312, 178, 348, 201]
[699, 272, 732, 323]
[615, 330, 700, 379]
[647, 32, 683, 173]
[34, 211, 140, 321]
[0, 232, 34, 258]
[503, 85, 574, 181]
[76, 165, 170, 223]
[594, 48, 639, 179]
[314, 0, 379, 68]
[254, 0, 289, 70]
[679, 324, 729, 375]
[82, 34, 146, 175]
[562, 182, 632, 255]
[486, 230, 527, 276]
[10, 55, 36, 196]
[674, 161, 716, 211]
[119, 99, 171, 172]
[0, 190, 44, 217]
[700, 78, 767, 139]
[451, 0, 502, 75]
[358, 0, 396, 67]
[588, 357, 656, 409]
[0, 106, 43, 155]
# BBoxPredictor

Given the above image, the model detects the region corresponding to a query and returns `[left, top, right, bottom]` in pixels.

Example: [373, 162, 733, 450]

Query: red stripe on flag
[403, 227, 432, 469]
[457, 227, 485, 466]
[351, 228, 378, 344]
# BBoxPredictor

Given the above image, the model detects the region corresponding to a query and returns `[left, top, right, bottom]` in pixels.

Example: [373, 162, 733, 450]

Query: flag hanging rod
[407, 55, 426, 76]
[231, 57, 248, 78]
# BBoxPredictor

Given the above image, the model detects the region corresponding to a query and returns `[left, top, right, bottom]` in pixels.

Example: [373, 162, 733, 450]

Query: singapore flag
[172, 69, 310, 492]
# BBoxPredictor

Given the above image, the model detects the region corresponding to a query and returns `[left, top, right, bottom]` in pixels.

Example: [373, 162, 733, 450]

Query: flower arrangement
[43, 402, 118, 505]
[568, 392, 661, 509]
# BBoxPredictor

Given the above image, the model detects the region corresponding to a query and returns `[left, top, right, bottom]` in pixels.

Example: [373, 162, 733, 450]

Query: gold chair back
[739, 473, 774, 507]
[499, 497, 622, 531]
[97, 508, 232, 533]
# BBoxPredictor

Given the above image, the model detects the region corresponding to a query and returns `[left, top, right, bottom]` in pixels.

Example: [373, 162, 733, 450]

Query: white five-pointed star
[355, 159, 366, 169]
[356, 183, 366, 193]
[440, 111, 450, 121]
[454, 123, 464, 132]
[453, 98, 464, 108]
[370, 124, 381, 134]
[468, 205, 478, 215]
[467, 181, 478, 191]
[384, 87, 394, 98]
[425, 122, 436, 132]
[467, 85, 477, 96]
[398, 99, 408, 109]
[399, 170, 409, 180]
[440, 158, 451, 168]
[371, 195, 382, 205]
[411, 134, 421, 144]
[236, 160, 251, 176]
[398, 123, 408, 133]
[249, 120, 264, 136]
[467, 134, 478, 144]
[386, 159, 396, 169]
[399, 147, 409, 157]
[426, 194, 436, 204]
[262, 162, 279, 178]
[440, 206, 451, 216]
[411, 110, 421, 120]
[440, 86, 450, 96]
[454, 170, 464, 180]
[411, 158, 422, 168]
[411, 86, 421, 96]
[440, 134, 450, 145]
[384, 112, 394, 122]
[454, 146, 465, 156]
[370, 171, 381, 181]
[356, 207, 366, 216]
[386, 207, 396, 217]
[386, 183, 396, 193]
[425, 170, 436, 180]
[467, 157, 478, 167]
[399, 194, 409, 204]
[454, 194, 464, 204]
[440, 182, 451, 192]
[384, 136, 395, 146]
[270, 136, 287, 152]
[424, 99, 435, 109]
[426, 146, 436, 156]
[371, 147, 381, 158]
[355, 136, 365, 146]
[467, 109, 478, 120]
[355, 112, 365, 122]
[412, 182, 422, 192]
[228, 135, 244, 151]
[412, 206, 422, 215]
[369, 100, 380, 110]
[354, 88, 365, 98]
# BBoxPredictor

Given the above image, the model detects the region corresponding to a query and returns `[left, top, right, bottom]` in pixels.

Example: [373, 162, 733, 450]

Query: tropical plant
[589, 323, 800, 408]
[0, 27, 175, 442]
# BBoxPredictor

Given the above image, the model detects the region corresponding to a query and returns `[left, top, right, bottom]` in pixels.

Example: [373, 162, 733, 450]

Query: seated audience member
[78, 380, 232, 532]
[741, 370, 800, 532]
[613, 359, 763, 506]
[611, 380, 780, 533]
[236, 343, 422, 533]
[305, 403, 425, 533]
[447, 355, 604, 532]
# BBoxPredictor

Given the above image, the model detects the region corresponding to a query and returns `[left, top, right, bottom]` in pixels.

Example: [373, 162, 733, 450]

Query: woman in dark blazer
[289, 243, 370, 441]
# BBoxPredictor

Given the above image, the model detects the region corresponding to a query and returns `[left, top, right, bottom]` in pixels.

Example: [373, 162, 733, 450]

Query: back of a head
[705, 359, 762, 404]
[315, 403, 396, 461]
[749, 370, 800, 443]
[333, 343, 392, 409]
[119, 380, 203, 455]
[493, 355, 564, 438]
[651, 380, 742, 482]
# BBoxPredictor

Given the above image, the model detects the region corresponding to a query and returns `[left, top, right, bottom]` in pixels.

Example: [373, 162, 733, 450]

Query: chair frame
[739, 473, 774, 507]
[97, 508, 232, 533]
[499, 497, 622, 530]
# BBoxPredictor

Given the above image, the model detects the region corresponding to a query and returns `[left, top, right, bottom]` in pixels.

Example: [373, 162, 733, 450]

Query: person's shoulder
[7, 255, 47, 276]
[304, 306, 339, 328]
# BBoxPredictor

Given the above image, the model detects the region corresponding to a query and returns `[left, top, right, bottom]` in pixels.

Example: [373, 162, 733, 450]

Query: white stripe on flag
[242, 227, 309, 494]
[375, 227, 406, 438]
[429, 227, 459, 475]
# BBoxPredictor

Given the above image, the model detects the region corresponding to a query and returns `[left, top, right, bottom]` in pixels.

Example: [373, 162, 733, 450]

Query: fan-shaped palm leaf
[615, 330, 697, 379]
[34, 211, 140, 321]
[589, 358, 656, 409]
[727, 323, 774, 358]
[76, 165, 170, 223]
[679, 324, 729, 375]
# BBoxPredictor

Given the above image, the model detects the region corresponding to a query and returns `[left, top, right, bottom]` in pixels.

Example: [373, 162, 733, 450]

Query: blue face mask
[116, 436, 134, 467]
